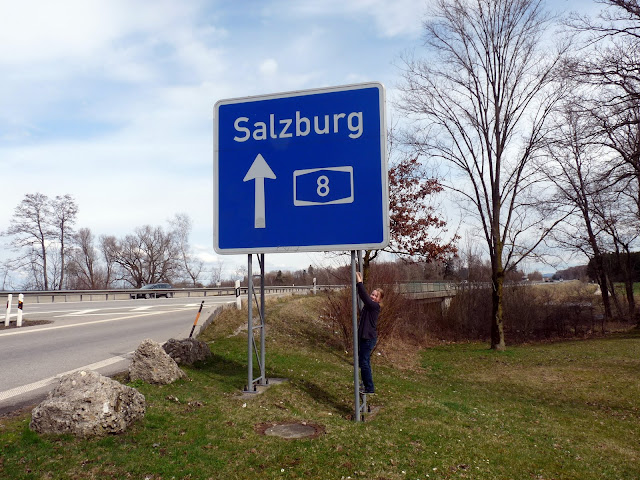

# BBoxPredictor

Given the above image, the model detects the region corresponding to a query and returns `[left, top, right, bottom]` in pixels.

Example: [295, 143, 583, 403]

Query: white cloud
[281, 0, 427, 38]
[259, 58, 279, 76]
[0, 0, 203, 65]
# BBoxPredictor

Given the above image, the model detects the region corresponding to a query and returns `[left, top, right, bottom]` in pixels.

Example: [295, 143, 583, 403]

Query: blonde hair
[374, 288, 384, 302]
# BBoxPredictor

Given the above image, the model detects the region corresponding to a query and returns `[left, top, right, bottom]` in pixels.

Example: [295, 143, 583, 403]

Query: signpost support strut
[351, 251, 361, 421]
[258, 254, 266, 385]
[246, 255, 254, 391]
[245, 253, 268, 393]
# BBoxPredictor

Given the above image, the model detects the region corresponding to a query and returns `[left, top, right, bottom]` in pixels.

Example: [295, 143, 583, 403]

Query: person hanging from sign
[355, 271, 383, 394]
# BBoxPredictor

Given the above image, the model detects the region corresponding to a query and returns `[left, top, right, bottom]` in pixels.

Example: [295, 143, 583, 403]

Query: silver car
[130, 283, 174, 299]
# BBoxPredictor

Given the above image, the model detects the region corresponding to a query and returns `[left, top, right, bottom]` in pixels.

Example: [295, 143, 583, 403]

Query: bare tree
[111, 225, 179, 287]
[0, 258, 20, 290]
[567, 1, 640, 210]
[67, 228, 102, 289]
[541, 103, 615, 322]
[169, 213, 204, 286]
[4, 193, 53, 290]
[208, 261, 224, 286]
[3, 193, 78, 290]
[594, 188, 640, 319]
[99, 235, 118, 288]
[50, 194, 78, 289]
[569, 1, 640, 46]
[565, 0, 640, 323]
[398, 0, 568, 349]
[112, 234, 145, 288]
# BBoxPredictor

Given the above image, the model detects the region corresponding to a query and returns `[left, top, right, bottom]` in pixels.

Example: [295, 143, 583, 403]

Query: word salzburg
[232, 110, 364, 142]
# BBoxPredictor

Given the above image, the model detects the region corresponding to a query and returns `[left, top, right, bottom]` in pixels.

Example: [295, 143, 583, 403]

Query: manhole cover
[255, 422, 324, 439]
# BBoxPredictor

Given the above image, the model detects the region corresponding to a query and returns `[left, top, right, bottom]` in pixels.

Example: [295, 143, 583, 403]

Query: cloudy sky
[0, 0, 584, 281]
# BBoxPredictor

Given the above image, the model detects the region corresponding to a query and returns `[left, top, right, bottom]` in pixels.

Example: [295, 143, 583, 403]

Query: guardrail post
[442, 297, 452, 313]
[17, 294, 24, 327]
[235, 280, 241, 309]
[4, 294, 13, 327]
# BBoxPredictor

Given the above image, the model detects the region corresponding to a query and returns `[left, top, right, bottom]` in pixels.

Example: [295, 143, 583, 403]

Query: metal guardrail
[0, 282, 461, 304]
[395, 282, 458, 294]
[0, 285, 344, 304]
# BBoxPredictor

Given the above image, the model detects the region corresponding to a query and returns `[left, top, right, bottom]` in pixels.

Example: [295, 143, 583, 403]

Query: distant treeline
[587, 252, 640, 283]
[554, 253, 640, 283]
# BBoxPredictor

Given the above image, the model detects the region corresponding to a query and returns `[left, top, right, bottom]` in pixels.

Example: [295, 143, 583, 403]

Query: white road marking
[0, 354, 130, 403]
[0, 310, 171, 337]
[1, 302, 224, 337]
[21, 301, 219, 316]
[52, 304, 204, 318]
[59, 309, 100, 316]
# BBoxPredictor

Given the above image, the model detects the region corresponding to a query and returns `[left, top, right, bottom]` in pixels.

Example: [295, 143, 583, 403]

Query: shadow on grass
[193, 353, 248, 392]
[193, 352, 352, 416]
[290, 378, 352, 417]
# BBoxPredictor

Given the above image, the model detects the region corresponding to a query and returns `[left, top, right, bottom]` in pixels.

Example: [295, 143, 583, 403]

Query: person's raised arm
[355, 274, 379, 308]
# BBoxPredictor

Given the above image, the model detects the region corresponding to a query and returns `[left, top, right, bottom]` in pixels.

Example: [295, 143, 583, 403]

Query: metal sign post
[259, 254, 266, 384]
[351, 251, 361, 421]
[247, 255, 254, 391]
[357, 250, 364, 309]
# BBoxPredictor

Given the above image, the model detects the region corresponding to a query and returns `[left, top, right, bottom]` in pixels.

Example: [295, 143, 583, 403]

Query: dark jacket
[357, 282, 380, 340]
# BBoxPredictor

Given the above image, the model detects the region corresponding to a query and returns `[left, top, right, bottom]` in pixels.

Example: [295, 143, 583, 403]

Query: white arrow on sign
[243, 153, 276, 229]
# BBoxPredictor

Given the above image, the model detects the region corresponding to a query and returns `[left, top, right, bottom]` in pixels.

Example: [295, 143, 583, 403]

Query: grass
[615, 281, 640, 297]
[1, 294, 639, 480]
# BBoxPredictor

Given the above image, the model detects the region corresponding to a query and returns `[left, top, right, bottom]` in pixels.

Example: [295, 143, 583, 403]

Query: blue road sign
[214, 82, 388, 254]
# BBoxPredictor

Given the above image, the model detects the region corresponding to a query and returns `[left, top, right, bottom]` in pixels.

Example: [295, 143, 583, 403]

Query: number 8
[317, 175, 330, 197]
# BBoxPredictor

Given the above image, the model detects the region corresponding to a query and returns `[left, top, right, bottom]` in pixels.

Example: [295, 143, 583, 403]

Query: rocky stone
[30, 370, 145, 437]
[162, 338, 212, 365]
[129, 338, 187, 384]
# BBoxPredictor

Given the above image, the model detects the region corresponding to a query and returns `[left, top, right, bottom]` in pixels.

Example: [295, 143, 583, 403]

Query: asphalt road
[0, 295, 234, 415]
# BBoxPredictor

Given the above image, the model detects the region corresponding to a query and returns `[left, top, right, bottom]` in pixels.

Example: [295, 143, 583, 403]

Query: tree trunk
[491, 158, 505, 351]
[59, 237, 65, 290]
[362, 250, 376, 283]
[592, 252, 612, 321]
[491, 271, 506, 351]
[622, 248, 636, 320]
[597, 272, 612, 326]
[624, 280, 636, 319]
[41, 236, 48, 291]
[606, 274, 624, 319]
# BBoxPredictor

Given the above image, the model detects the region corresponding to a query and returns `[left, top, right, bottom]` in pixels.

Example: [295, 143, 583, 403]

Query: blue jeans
[358, 337, 377, 393]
